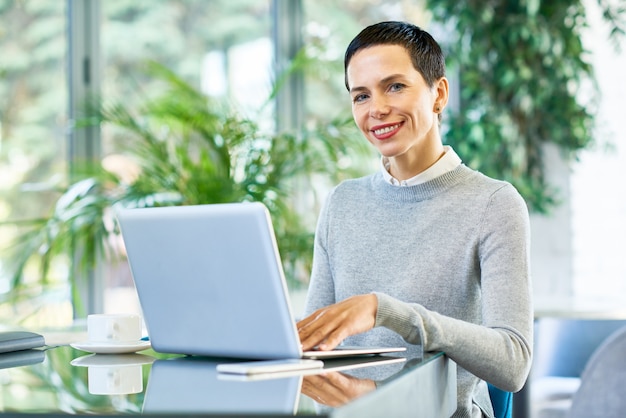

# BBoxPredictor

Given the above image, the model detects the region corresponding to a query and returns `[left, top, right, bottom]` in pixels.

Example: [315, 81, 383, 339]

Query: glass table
[0, 344, 456, 417]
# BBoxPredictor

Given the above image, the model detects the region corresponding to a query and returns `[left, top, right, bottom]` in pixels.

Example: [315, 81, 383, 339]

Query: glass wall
[0, 0, 277, 324]
[571, 1, 626, 300]
[100, 0, 272, 120]
[0, 1, 70, 325]
[1, 0, 624, 325]
[98, 0, 273, 315]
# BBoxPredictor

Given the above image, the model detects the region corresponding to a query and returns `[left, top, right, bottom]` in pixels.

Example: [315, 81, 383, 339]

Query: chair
[488, 383, 513, 418]
[531, 319, 626, 418]
[533, 319, 626, 378]
[567, 324, 626, 418]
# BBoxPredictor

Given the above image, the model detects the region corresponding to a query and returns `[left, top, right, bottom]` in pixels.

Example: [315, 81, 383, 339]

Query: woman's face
[346, 44, 448, 175]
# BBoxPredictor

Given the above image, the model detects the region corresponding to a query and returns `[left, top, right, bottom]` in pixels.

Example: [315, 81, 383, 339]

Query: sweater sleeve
[375, 183, 533, 392]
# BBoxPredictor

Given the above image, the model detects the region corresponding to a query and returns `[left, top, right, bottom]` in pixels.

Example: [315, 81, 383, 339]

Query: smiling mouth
[372, 122, 403, 138]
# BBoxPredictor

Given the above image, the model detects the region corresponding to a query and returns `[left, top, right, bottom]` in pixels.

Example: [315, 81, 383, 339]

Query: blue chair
[488, 383, 513, 418]
[533, 319, 626, 378]
[531, 319, 626, 418]
[568, 325, 626, 418]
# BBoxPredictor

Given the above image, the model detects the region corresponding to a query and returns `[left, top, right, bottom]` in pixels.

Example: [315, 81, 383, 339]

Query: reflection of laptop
[143, 357, 302, 415]
[116, 202, 405, 360]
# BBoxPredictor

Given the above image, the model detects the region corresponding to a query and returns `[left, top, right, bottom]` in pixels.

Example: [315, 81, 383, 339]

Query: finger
[300, 310, 359, 350]
[298, 310, 340, 350]
[307, 310, 365, 350]
[300, 322, 340, 351]
[316, 327, 348, 351]
[297, 308, 326, 333]
[298, 295, 378, 350]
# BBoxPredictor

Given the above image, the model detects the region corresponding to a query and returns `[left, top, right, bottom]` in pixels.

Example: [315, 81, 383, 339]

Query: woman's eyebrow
[379, 74, 407, 85]
[349, 74, 408, 94]
[349, 85, 368, 95]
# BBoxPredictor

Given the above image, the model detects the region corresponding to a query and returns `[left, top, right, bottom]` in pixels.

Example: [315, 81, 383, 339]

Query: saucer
[71, 353, 155, 367]
[70, 340, 151, 354]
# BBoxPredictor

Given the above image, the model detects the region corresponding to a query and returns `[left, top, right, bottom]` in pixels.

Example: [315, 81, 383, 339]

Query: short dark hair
[344, 21, 446, 91]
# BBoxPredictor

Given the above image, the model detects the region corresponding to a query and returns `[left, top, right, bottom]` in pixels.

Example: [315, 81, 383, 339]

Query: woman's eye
[353, 93, 369, 103]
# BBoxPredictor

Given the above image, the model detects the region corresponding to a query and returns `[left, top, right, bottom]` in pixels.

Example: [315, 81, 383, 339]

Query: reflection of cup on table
[88, 314, 142, 343]
[71, 353, 155, 395]
[89, 364, 142, 395]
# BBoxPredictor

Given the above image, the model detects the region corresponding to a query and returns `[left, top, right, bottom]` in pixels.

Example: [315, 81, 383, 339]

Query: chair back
[568, 325, 626, 418]
[488, 383, 512, 418]
[533, 319, 626, 378]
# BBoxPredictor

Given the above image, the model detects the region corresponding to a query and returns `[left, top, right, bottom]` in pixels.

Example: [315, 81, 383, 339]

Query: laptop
[116, 202, 405, 360]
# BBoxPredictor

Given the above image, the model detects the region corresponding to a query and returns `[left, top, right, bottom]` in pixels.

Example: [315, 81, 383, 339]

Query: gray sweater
[304, 164, 533, 418]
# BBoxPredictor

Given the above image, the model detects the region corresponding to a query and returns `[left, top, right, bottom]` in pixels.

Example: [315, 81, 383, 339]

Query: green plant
[4, 62, 370, 316]
[426, 0, 625, 212]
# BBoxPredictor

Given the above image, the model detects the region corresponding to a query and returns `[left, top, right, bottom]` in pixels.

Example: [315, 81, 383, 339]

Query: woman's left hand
[297, 294, 378, 351]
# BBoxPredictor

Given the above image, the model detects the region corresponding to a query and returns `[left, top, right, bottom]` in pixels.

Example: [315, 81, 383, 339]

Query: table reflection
[143, 355, 409, 415]
[0, 345, 451, 416]
[300, 356, 420, 414]
[143, 356, 302, 415]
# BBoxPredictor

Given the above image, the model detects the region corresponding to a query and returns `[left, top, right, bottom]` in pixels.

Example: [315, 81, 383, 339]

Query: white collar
[381, 146, 462, 187]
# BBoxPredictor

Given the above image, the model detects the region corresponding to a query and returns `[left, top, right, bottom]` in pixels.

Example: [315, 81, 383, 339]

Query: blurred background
[0, 0, 624, 328]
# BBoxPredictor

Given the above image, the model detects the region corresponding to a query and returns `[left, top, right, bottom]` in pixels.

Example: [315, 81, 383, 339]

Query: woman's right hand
[301, 371, 376, 407]
[297, 294, 378, 351]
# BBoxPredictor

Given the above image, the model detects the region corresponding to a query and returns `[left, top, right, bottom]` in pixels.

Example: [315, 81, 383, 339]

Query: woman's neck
[386, 141, 445, 181]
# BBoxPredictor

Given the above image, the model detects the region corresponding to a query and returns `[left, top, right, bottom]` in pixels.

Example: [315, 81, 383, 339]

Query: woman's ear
[433, 77, 449, 113]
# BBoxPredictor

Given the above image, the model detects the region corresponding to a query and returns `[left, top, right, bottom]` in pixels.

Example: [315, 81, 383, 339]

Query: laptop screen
[116, 202, 303, 359]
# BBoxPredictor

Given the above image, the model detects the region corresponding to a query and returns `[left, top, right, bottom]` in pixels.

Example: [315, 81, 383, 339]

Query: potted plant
[4, 62, 372, 317]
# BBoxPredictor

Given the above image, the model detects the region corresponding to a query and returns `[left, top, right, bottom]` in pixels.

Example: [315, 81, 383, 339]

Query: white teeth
[374, 124, 400, 135]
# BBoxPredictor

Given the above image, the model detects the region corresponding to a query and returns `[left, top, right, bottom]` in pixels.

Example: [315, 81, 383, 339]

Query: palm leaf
[4, 61, 372, 315]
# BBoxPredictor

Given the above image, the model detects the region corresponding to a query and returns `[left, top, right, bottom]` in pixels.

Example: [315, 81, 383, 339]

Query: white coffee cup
[87, 313, 142, 344]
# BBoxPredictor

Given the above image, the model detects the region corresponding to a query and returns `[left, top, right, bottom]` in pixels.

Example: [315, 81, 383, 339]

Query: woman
[297, 21, 533, 417]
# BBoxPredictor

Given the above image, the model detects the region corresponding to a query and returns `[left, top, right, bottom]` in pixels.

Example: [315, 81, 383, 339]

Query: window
[2, 1, 623, 326]
[571, 2, 626, 300]
[99, 0, 273, 314]
[0, 0, 275, 324]
[0, 1, 70, 324]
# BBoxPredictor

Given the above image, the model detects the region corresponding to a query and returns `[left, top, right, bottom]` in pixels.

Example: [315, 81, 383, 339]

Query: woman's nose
[369, 96, 390, 119]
